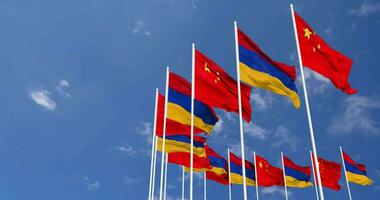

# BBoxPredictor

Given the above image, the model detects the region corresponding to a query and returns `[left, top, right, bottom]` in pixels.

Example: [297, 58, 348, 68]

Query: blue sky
[1, 0, 380, 199]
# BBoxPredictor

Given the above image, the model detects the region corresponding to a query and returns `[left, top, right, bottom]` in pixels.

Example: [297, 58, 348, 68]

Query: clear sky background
[1, 0, 380, 199]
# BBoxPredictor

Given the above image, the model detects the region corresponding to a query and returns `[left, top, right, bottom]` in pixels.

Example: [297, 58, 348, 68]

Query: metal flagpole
[148, 89, 159, 200]
[159, 67, 170, 200]
[190, 43, 195, 200]
[340, 146, 353, 200]
[164, 153, 168, 200]
[310, 151, 320, 200]
[233, 20, 248, 200]
[151, 136, 158, 200]
[204, 172, 207, 200]
[228, 148, 232, 200]
[182, 166, 185, 200]
[290, 4, 325, 200]
[254, 152, 259, 200]
[281, 152, 289, 200]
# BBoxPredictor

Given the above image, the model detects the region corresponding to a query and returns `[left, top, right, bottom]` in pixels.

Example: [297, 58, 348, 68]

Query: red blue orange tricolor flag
[283, 155, 313, 188]
[342, 151, 373, 186]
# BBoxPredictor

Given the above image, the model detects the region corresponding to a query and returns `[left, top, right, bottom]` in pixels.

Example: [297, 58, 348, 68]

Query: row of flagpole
[146, 4, 343, 200]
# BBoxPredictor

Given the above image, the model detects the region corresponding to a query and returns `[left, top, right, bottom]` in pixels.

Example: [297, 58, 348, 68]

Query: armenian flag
[157, 135, 206, 157]
[167, 72, 219, 134]
[342, 150, 373, 186]
[237, 28, 300, 108]
[205, 146, 229, 185]
[229, 152, 256, 186]
[283, 155, 313, 188]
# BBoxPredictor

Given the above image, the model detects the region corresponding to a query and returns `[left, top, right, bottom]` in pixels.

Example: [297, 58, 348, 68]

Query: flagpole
[204, 171, 207, 200]
[310, 151, 320, 200]
[228, 148, 232, 200]
[164, 153, 168, 200]
[340, 146, 353, 200]
[159, 67, 170, 200]
[234, 20, 248, 200]
[182, 166, 185, 200]
[290, 4, 325, 200]
[190, 43, 195, 200]
[152, 136, 158, 200]
[281, 152, 289, 200]
[254, 152, 259, 200]
[148, 89, 159, 200]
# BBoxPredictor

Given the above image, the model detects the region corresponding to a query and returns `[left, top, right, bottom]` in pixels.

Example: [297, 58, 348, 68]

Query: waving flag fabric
[168, 152, 211, 171]
[157, 135, 206, 157]
[167, 72, 219, 134]
[238, 28, 300, 109]
[283, 156, 313, 188]
[195, 49, 252, 122]
[205, 146, 229, 185]
[314, 156, 342, 190]
[255, 155, 284, 187]
[342, 151, 373, 186]
[294, 12, 357, 94]
[229, 152, 256, 186]
[156, 93, 203, 136]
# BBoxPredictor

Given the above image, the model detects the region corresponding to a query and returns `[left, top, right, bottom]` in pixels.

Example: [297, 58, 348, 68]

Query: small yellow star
[259, 161, 263, 168]
[204, 63, 210, 73]
[303, 28, 312, 40]
[313, 44, 321, 52]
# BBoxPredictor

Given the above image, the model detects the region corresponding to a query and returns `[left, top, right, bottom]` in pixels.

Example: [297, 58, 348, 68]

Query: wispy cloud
[252, 91, 276, 111]
[272, 126, 299, 152]
[349, 1, 380, 16]
[261, 187, 292, 198]
[244, 122, 269, 140]
[113, 143, 137, 157]
[83, 176, 100, 191]
[124, 176, 141, 184]
[328, 95, 380, 135]
[29, 89, 57, 111]
[136, 122, 153, 143]
[56, 79, 71, 97]
[132, 20, 151, 36]
[302, 68, 330, 94]
[213, 118, 224, 134]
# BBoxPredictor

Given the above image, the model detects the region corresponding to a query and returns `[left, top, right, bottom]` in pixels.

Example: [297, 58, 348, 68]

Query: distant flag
[167, 72, 219, 134]
[283, 155, 313, 188]
[294, 12, 357, 94]
[205, 146, 229, 185]
[229, 152, 256, 186]
[195, 49, 252, 122]
[168, 152, 211, 172]
[157, 135, 206, 157]
[156, 93, 203, 136]
[255, 154, 284, 187]
[237, 28, 300, 108]
[342, 150, 373, 186]
[313, 156, 342, 190]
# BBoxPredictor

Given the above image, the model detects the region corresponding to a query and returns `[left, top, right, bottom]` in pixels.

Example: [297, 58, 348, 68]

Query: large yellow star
[303, 28, 312, 40]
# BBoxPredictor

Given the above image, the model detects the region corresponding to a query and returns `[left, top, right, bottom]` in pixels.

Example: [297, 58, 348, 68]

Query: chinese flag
[256, 155, 284, 187]
[195, 49, 252, 122]
[294, 12, 357, 94]
[156, 93, 203, 136]
[314, 156, 342, 190]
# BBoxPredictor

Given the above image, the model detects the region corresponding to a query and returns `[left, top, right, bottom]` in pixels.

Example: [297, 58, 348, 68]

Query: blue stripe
[208, 155, 227, 169]
[285, 167, 311, 182]
[163, 135, 204, 148]
[230, 162, 255, 180]
[168, 88, 218, 125]
[239, 46, 297, 92]
[345, 162, 367, 176]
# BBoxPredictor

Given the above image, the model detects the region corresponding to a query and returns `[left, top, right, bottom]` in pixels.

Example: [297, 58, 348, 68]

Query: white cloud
[272, 126, 299, 152]
[213, 118, 223, 134]
[124, 176, 141, 184]
[252, 91, 276, 111]
[83, 176, 100, 191]
[328, 95, 380, 135]
[56, 79, 71, 97]
[244, 122, 269, 140]
[132, 20, 151, 36]
[261, 187, 292, 198]
[114, 143, 137, 157]
[29, 89, 57, 111]
[349, 1, 380, 16]
[136, 122, 153, 143]
[302, 68, 330, 94]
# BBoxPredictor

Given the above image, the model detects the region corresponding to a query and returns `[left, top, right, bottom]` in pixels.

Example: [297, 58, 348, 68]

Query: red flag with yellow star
[312, 156, 342, 190]
[294, 12, 357, 94]
[195, 49, 252, 122]
[255, 155, 284, 187]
